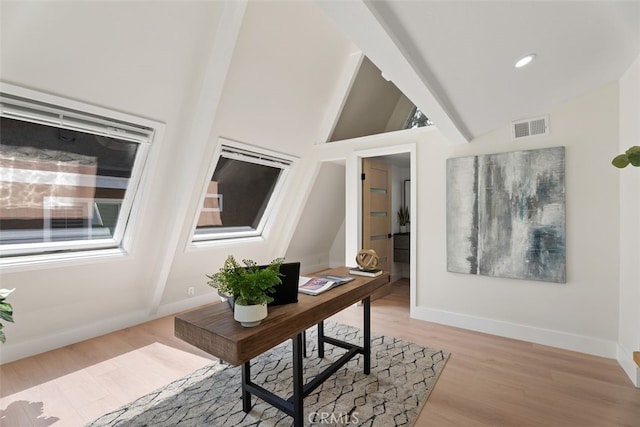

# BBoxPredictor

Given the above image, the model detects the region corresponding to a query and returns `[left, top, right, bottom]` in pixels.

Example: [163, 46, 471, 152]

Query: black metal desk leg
[317, 320, 325, 358]
[363, 296, 371, 374]
[241, 361, 252, 412]
[302, 330, 307, 358]
[292, 333, 304, 426]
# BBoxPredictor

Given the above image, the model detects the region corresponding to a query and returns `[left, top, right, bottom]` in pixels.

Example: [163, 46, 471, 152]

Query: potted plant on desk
[207, 255, 283, 327]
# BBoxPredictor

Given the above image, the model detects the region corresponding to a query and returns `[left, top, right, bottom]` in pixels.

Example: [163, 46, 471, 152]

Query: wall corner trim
[617, 345, 640, 387]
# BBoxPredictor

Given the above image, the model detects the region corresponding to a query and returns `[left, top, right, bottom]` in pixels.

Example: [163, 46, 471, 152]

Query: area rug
[87, 321, 449, 426]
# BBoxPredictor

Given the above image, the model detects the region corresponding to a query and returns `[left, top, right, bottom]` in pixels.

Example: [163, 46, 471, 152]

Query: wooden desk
[175, 267, 390, 426]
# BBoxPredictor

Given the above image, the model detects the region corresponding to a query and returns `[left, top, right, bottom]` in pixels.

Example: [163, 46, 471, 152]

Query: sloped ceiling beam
[315, 0, 470, 144]
[147, 0, 247, 315]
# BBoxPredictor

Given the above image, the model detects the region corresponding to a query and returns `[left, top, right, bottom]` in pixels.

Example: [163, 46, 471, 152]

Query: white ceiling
[319, 1, 640, 141]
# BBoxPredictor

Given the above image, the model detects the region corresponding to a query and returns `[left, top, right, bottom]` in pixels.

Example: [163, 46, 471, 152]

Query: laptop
[267, 262, 300, 306]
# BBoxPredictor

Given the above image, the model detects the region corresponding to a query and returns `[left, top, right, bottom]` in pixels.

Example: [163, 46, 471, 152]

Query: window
[192, 141, 294, 242]
[0, 86, 154, 259]
[404, 106, 433, 129]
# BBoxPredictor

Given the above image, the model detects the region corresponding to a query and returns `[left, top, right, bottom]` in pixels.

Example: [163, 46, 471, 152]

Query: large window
[192, 142, 294, 242]
[0, 87, 154, 259]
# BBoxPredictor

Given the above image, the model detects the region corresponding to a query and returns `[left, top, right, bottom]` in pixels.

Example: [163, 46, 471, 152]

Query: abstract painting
[447, 147, 565, 283]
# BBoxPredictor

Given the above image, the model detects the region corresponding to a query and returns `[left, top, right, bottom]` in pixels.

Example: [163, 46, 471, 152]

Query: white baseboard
[411, 306, 618, 359]
[3, 295, 633, 388]
[0, 293, 216, 365]
[0, 308, 149, 364]
[617, 344, 640, 387]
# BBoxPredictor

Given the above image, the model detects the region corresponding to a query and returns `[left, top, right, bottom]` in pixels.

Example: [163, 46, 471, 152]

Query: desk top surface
[174, 267, 389, 366]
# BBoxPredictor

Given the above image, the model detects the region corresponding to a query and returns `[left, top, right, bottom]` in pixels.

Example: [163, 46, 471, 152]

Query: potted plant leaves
[397, 205, 410, 233]
[0, 288, 15, 344]
[612, 146, 640, 168]
[206, 256, 283, 327]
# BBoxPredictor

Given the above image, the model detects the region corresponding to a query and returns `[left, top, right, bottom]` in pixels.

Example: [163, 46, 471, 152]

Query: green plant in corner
[612, 146, 640, 168]
[0, 288, 15, 344]
[397, 205, 410, 227]
[206, 255, 283, 306]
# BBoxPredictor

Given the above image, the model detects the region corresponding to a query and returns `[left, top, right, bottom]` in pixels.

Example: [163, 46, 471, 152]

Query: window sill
[188, 235, 265, 252]
[0, 247, 130, 273]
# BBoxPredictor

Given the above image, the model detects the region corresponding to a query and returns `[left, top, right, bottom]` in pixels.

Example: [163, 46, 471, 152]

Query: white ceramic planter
[234, 303, 268, 327]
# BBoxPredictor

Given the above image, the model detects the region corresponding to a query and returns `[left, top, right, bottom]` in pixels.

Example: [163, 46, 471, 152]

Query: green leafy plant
[0, 288, 15, 344]
[206, 256, 283, 306]
[397, 205, 410, 226]
[612, 146, 640, 168]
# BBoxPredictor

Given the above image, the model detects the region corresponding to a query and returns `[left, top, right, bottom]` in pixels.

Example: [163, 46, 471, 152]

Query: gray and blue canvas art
[447, 146, 566, 283]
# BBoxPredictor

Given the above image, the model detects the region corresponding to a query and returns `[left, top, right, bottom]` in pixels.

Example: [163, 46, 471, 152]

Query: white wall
[0, 1, 632, 375]
[0, 1, 227, 362]
[0, 1, 355, 363]
[162, 1, 353, 303]
[313, 83, 622, 359]
[329, 219, 346, 268]
[415, 83, 621, 358]
[285, 162, 346, 274]
[617, 54, 640, 386]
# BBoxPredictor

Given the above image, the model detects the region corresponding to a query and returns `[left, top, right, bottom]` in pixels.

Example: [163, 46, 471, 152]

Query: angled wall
[285, 162, 346, 273]
[0, 1, 355, 363]
[0, 1, 229, 362]
[161, 1, 354, 305]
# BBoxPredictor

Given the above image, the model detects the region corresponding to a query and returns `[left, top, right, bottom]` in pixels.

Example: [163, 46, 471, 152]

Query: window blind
[0, 93, 154, 144]
[219, 145, 292, 168]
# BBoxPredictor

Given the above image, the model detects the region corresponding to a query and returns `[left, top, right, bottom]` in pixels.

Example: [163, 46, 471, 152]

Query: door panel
[369, 173, 387, 189]
[369, 239, 388, 262]
[362, 158, 392, 272]
[370, 193, 387, 212]
[369, 216, 389, 237]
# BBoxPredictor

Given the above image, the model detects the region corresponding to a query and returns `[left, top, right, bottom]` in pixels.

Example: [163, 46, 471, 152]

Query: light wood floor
[1, 280, 638, 426]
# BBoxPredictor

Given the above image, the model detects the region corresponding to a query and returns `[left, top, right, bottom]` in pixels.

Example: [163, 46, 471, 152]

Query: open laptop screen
[267, 261, 300, 306]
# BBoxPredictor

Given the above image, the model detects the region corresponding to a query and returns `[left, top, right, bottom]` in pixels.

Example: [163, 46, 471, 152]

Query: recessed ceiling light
[515, 54, 536, 68]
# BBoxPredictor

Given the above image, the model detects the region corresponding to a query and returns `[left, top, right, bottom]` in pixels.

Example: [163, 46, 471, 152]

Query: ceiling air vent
[511, 115, 549, 140]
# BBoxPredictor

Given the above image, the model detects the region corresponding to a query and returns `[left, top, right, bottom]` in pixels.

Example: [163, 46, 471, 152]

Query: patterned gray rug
[87, 322, 449, 426]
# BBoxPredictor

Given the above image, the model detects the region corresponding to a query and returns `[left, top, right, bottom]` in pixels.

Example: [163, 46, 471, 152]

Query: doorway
[345, 144, 416, 311]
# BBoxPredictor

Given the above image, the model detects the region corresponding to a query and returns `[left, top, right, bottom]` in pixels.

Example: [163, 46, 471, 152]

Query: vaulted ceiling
[318, 1, 640, 142]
